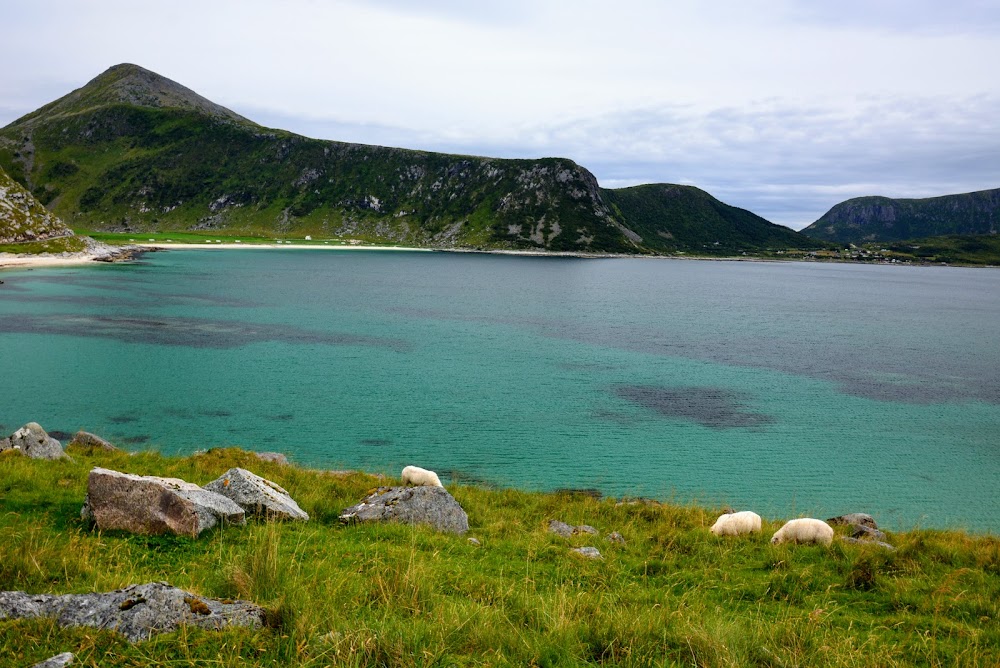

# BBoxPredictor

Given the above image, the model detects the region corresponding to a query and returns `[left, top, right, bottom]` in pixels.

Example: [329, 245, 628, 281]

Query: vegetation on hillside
[2, 446, 998, 667]
[0, 165, 71, 244]
[801, 189, 1000, 244]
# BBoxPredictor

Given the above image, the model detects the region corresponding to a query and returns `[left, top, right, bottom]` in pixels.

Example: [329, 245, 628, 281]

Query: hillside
[0, 64, 819, 255]
[801, 188, 1000, 243]
[0, 164, 71, 244]
[601, 183, 823, 254]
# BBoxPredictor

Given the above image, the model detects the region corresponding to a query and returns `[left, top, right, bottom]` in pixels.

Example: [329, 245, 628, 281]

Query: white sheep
[770, 518, 834, 546]
[401, 465, 443, 488]
[710, 510, 762, 536]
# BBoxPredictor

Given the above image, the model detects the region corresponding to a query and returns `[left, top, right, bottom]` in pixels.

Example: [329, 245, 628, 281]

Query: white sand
[133, 242, 433, 252]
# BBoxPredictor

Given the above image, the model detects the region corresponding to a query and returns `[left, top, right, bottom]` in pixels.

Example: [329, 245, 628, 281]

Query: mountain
[600, 184, 820, 253]
[1, 64, 818, 254]
[801, 189, 1000, 244]
[0, 164, 71, 244]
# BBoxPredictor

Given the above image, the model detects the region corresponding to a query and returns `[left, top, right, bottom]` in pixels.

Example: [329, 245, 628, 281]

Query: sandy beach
[133, 242, 433, 252]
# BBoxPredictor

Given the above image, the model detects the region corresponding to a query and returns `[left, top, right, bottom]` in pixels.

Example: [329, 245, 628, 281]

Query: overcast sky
[2, 0, 999, 229]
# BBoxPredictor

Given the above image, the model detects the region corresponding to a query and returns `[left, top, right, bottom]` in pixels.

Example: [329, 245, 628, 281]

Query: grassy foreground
[1, 447, 998, 667]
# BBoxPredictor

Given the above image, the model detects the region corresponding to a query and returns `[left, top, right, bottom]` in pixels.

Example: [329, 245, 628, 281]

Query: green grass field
[1, 446, 998, 667]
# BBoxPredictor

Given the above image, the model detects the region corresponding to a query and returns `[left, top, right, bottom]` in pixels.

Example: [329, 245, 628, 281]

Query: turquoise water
[2, 250, 998, 531]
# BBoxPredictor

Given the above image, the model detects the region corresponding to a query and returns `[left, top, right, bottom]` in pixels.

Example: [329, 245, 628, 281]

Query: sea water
[1, 249, 998, 531]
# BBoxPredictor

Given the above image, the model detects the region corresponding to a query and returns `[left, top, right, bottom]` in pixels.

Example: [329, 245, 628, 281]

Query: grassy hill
[601, 184, 825, 255]
[0, 64, 819, 255]
[801, 189, 1000, 244]
[2, 445, 998, 666]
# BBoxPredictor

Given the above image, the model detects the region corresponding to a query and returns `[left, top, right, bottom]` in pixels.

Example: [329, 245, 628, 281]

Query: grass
[0, 235, 88, 255]
[1, 446, 998, 667]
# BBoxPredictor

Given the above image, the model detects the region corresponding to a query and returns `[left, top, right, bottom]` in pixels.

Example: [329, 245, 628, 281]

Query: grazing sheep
[770, 518, 834, 546]
[401, 465, 443, 488]
[710, 510, 762, 536]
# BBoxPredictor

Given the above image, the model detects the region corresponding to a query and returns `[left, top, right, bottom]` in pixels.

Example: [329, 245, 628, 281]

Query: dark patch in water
[47, 430, 73, 441]
[199, 409, 232, 418]
[267, 413, 295, 421]
[121, 434, 150, 445]
[446, 470, 500, 488]
[613, 385, 775, 429]
[108, 415, 139, 424]
[163, 407, 193, 418]
[360, 438, 392, 447]
[0, 314, 411, 351]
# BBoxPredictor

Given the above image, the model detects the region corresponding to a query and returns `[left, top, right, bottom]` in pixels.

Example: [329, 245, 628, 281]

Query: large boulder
[827, 513, 878, 530]
[340, 486, 468, 534]
[0, 582, 265, 642]
[204, 468, 308, 521]
[68, 430, 119, 452]
[0, 422, 67, 459]
[81, 468, 245, 537]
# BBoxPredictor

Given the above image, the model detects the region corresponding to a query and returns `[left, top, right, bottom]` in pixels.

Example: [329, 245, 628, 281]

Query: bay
[2, 249, 998, 532]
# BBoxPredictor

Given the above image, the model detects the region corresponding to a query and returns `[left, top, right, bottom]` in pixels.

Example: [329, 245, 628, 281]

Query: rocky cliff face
[0, 165, 71, 244]
[801, 189, 1000, 243]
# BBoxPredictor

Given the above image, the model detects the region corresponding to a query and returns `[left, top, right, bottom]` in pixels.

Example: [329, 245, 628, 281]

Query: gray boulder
[0, 582, 265, 642]
[606, 531, 626, 545]
[81, 468, 245, 537]
[340, 486, 468, 534]
[31, 652, 74, 668]
[827, 513, 878, 530]
[254, 451, 289, 465]
[68, 430, 119, 451]
[851, 524, 889, 542]
[1, 423, 66, 460]
[571, 546, 603, 559]
[547, 519, 599, 537]
[204, 467, 308, 521]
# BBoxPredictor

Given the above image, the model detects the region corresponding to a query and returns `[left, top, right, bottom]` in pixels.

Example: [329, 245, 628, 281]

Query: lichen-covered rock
[68, 430, 119, 451]
[31, 652, 75, 667]
[547, 519, 599, 537]
[204, 467, 308, 521]
[606, 531, 626, 545]
[571, 546, 603, 559]
[0, 582, 265, 641]
[827, 513, 878, 530]
[1, 422, 67, 460]
[340, 485, 468, 534]
[851, 524, 889, 542]
[81, 467, 245, 537]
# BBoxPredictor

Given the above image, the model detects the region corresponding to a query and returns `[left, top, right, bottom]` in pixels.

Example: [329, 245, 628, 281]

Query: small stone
[571, 546, 602, 559]
[468, 537, 481, 546]
[32, 652, 74, 668]
[851, 524, 888, 541]
[254, 451, 289, 465]
[548, 519, 599, 537]
[606, 531, 626, 545]
[841, 536, 895, 551]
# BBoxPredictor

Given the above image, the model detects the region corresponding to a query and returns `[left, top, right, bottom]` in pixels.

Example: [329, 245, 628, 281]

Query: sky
[2, 0, 999, 230]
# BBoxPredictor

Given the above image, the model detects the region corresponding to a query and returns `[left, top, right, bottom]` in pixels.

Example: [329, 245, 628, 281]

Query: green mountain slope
[1, 63, 817, 254]
[600, 184, 823, 254]
[801, 189, 1000, 243]
[0, 164, 71, 244]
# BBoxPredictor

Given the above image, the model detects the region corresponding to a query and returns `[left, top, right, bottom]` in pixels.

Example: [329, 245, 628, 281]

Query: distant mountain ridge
[801, 189, 1000, 244]
[0, 64, 821, 254]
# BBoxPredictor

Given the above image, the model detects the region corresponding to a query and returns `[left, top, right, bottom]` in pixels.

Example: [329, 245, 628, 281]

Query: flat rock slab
[548, 520, 599, 538]
[31, 652, 74, 667]
[0, 582, 265, 642]
[340, 486, 468, 534]
[0, 422, 66, 460]
[204, 467, 308, 521]
[68, 431, 119, 451]
[571, 546, 603, 559]
[82, 467, 245, 537]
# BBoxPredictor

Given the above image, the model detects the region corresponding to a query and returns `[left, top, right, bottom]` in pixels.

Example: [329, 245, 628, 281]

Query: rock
[547, 519, 598, 537]
[31, 652, 74, 668]
[841, 536, 895, 551]
[851, 524, 889, 542]
[81, 468, 245, 537]
[0, 582, 265, 642]
[827, 513, 878, 530]
[68, 430, 119, 451]
[203, 467, 308, 521]
[2, 423, 67, 460]
[571, 546, 602, 559]
[606, 531, 626, 545]
[468, 537, 481, 546]
[254, 451, 289, 465]
[340, 485, 468, 534]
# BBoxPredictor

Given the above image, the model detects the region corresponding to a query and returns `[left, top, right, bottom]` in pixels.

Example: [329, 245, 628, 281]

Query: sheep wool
[710, 510, 762, 536]
[401, 465, 444, 488]
[770, 518, 834, 546]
